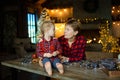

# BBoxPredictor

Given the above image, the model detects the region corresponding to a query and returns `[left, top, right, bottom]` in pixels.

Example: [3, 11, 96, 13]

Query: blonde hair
[40, 20, 55, 35]
[36, 20, 55, 42]
[36, 8, 51, 42]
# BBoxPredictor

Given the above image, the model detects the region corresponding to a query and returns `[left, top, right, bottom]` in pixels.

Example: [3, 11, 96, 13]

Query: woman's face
[64, 25, 78, 39]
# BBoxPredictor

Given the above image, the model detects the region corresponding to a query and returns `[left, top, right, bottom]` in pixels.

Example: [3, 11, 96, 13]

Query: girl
[36, 20, 64, 76]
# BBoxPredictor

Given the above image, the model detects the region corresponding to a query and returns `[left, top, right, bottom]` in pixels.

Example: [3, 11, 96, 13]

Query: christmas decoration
[99, 21, 120, 53]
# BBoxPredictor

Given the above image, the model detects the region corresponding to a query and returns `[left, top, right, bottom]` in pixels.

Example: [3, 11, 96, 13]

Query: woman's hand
[52, 51, 59, 57]
[60, 56, 69, 63]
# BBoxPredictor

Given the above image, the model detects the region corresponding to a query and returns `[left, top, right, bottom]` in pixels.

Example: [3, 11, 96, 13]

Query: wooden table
[1, 59, 120, 80]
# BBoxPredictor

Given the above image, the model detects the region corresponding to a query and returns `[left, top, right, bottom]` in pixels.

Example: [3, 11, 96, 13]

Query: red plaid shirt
[58, 35, 86, 62]
[36, 37, 62, 59]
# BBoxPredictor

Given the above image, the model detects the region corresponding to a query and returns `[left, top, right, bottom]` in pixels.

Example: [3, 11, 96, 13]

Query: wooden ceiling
[35, 0, 120, 8]
[1, 0, 120, 7]
[25, 0, 120, 9]
[41, 0, 73, 9]
[112, 0, 120, 6]
[25, 0, 46, 5]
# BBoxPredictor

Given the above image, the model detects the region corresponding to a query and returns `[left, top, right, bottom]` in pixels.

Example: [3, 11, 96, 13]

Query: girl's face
[47, 25, 55, 37]
[64, 25, 78, 39]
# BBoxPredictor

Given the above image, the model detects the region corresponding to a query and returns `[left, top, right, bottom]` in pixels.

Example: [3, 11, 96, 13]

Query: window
[27, 13, 37, 43]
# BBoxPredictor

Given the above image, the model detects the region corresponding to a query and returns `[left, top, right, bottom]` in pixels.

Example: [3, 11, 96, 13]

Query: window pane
[27, 13, 36, 43]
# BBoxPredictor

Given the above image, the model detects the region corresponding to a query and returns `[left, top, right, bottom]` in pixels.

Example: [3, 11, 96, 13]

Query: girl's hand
[44, 53, 52, 58]
[46, 53, 52, 58]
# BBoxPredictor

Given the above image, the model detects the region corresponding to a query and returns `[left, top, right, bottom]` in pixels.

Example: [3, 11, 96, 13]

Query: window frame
[27, 13, 37, 44]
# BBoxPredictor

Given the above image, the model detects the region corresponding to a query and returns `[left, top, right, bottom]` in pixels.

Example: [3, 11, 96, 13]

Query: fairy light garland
[99, 21, 119, 53]
[36, 9, 120, 53]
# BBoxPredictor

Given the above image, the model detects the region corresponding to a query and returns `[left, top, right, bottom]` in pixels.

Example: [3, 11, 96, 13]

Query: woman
[58, 19, 86, 63]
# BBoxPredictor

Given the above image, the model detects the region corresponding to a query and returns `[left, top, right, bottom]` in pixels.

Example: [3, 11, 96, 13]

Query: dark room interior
[0, 0, 120, 80]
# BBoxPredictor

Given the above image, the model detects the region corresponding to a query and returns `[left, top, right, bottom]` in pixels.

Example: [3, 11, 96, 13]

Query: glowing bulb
[98, 40, 102, 43]
[112, 10, 114, 13]
[63, 9, 67, 12]
[55, 10, 58, 12]
[59, 12, 62, 15]
[87, 40, 92, 43]
[117, 24, 120, 26]
[112, 6, 115, 9]
[117, 10, 120, 13]
[51, 10, 54, 13]
[113, 22, 115, 24]
[93, 38, 96, 41]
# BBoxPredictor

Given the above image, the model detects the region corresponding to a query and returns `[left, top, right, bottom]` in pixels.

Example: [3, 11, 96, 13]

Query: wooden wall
[73, 0, 111, 20]
[0, 0, 27, 51]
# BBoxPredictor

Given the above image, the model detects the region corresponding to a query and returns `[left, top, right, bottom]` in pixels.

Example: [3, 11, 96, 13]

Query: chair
[13, 38, 36, 57]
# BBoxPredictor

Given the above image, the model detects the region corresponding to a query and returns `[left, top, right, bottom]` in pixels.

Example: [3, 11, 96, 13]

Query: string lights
[112, 6, 120, 21]
[99, 21, 120, 53]
[46, 7, 120, 53]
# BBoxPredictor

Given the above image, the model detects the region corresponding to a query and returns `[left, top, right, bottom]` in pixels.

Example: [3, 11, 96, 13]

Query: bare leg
[45, 61, 52, 76]
[39, 59, 43, 67]
[56, 63, 64, 74]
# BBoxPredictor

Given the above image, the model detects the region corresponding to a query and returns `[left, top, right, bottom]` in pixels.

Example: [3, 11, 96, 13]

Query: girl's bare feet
[56, 63, 64, 74]
[39, 59, 43, 67]
[45, 62, 52, 76]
